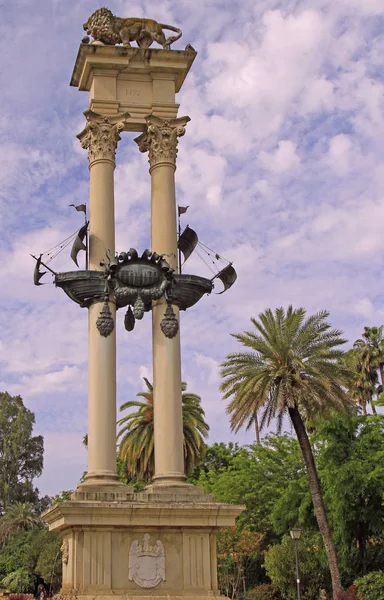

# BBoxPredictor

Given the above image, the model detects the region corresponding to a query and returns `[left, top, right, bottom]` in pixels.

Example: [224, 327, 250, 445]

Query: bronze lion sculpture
[83, 8, 182, 50]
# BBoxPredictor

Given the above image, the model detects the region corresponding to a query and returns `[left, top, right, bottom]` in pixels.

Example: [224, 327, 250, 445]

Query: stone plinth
[43, 487, 243, 600]
[70, 45, 196, 130]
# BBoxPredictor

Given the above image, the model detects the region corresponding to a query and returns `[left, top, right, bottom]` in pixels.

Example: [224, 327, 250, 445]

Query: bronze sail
[70, 222, 88, 267]
[177, 225, 198, 264]
[213, 263, 237, 294]
[33, 254, 46, 286]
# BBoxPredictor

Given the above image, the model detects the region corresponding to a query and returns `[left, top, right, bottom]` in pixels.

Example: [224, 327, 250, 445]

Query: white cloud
[195, 353, 220, 384]
[1, 365, 83, 399]
[354, 298, 375, 319]
[139, 365, 152, 385]
[344, 0, 384, 15]
[326, 134, 353, 176]
[259, 140, 301, 173]
[301, 77, 335, 113]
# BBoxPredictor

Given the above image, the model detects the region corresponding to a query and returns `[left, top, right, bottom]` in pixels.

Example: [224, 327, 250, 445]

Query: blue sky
[0, 0, 384, 495]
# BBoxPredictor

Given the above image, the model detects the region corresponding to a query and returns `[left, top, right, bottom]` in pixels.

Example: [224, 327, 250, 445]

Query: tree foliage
[0, 393, 44, 513]
[354, 326, 384, 392]
[314, 414, 384, 579]
[117, 378, 209, 478]
[0, 502, 43, 545]
[1, 569, 35, 593]
[197, 410, 384, 595]
[188, 442, 240, 482]
[217, 527, 263, 599]
[221, 306, 354, 599]
[0, 529, 62, 594]
[264, 532, 330, 600]
[343, 349, 378, 415]
[354, 571, 384, 600]
[246, 584, 280, 600]
[194, 436, 305, 536]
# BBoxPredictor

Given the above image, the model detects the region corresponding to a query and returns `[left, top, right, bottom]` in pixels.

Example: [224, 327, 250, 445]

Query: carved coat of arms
[128, 534, 166, 588]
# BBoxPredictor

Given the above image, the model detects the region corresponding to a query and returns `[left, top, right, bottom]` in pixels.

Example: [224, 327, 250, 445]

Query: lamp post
[290, 526, 302, 600]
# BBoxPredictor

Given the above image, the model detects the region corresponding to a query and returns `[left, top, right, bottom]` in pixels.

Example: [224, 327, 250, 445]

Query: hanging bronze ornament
[133, 295, 145, 320]
[160, 303, 179, 339]
[96, 301, 114, 337]
[124, 305, 135, 331]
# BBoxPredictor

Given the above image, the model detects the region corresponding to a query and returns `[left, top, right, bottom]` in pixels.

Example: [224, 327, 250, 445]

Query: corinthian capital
[77, 110, 130, 167]
[135, 115, 190, 169]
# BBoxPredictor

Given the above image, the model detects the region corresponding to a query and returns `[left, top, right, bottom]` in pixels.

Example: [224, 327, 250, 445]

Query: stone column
[135, 116, 190, 486]
[77, 110, 128, 485]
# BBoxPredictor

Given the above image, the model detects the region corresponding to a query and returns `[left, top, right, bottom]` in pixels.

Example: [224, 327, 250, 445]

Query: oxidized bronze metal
[170, 274, 213, 310]
[160, 303, 179, 339]
[55, 271, 105, 307]
[104, 249, 174, 311]
[124, 306, 135, 331]
[96, 301, 115, 337]
[55, 270, 213, 311]
[54, 248, 214, 338]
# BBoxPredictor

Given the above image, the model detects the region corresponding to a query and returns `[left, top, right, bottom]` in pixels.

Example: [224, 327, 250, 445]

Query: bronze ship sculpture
[33, 205, 236, 339]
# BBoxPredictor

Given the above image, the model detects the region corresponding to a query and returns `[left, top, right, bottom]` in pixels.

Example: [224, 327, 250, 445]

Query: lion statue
[83, 8, 182, 50]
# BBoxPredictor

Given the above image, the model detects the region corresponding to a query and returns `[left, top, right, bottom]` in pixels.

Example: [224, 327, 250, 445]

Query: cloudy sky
[0, 0, 383, 495]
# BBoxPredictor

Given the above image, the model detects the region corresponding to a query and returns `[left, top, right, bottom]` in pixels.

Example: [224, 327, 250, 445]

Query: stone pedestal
[44, 487, 242, 600]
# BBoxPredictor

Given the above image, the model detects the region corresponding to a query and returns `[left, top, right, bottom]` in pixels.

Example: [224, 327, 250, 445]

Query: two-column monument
[43, 8, 242, 600]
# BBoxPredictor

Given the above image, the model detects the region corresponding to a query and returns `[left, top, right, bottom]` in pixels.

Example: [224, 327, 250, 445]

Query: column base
[152, 471, 187, 486]
[72, 478, 134, 502]
[140, 483, 214, 503]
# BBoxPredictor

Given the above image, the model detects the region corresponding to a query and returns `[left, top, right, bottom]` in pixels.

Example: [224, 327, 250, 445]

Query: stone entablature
[70, 46, 196, 130]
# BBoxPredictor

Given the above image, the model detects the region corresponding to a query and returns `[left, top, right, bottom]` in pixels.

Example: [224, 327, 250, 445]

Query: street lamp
[290, 526, 302, 600]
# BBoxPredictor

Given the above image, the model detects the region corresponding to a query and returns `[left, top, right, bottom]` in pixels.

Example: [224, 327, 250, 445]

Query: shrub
[336, 586, 359, 600]
[246, 583, 280, 599]
[264, 532, 330, 600]
[1, 569, 34, 593]
[354, 571, 384, 600]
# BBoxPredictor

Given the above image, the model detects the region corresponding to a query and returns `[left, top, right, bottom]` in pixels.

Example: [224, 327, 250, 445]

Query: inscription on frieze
[117, 81, 151, 104]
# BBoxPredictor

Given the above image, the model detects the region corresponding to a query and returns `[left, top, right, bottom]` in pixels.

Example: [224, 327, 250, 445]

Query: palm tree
[220, 306, 354, 600]
[118, 378, 209, 479]
[344, 349, 378, 415]
[0, 502, 43, 545]
[354, 326, 384, 414]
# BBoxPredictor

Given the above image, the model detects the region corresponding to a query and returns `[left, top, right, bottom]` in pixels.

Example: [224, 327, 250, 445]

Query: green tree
[217, 527, 263, 599]
[264, 532, 330, 600]
[221, 307, 354, 599]
[194, 436, 305, 536]
[354, 326, 384, 414]
[0, 529, 62, 594]
[0, 502, 43, 545]
[35, 531, 62, 594]
[314, 414, 384, 578]
[52, 490, 73, 504]
[2, 567, 35, 593]
[118, 378, 209, 479]
[343, 350, 378, 415]
[0, 393, 44, 513]
[188, 442, 240, 483]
